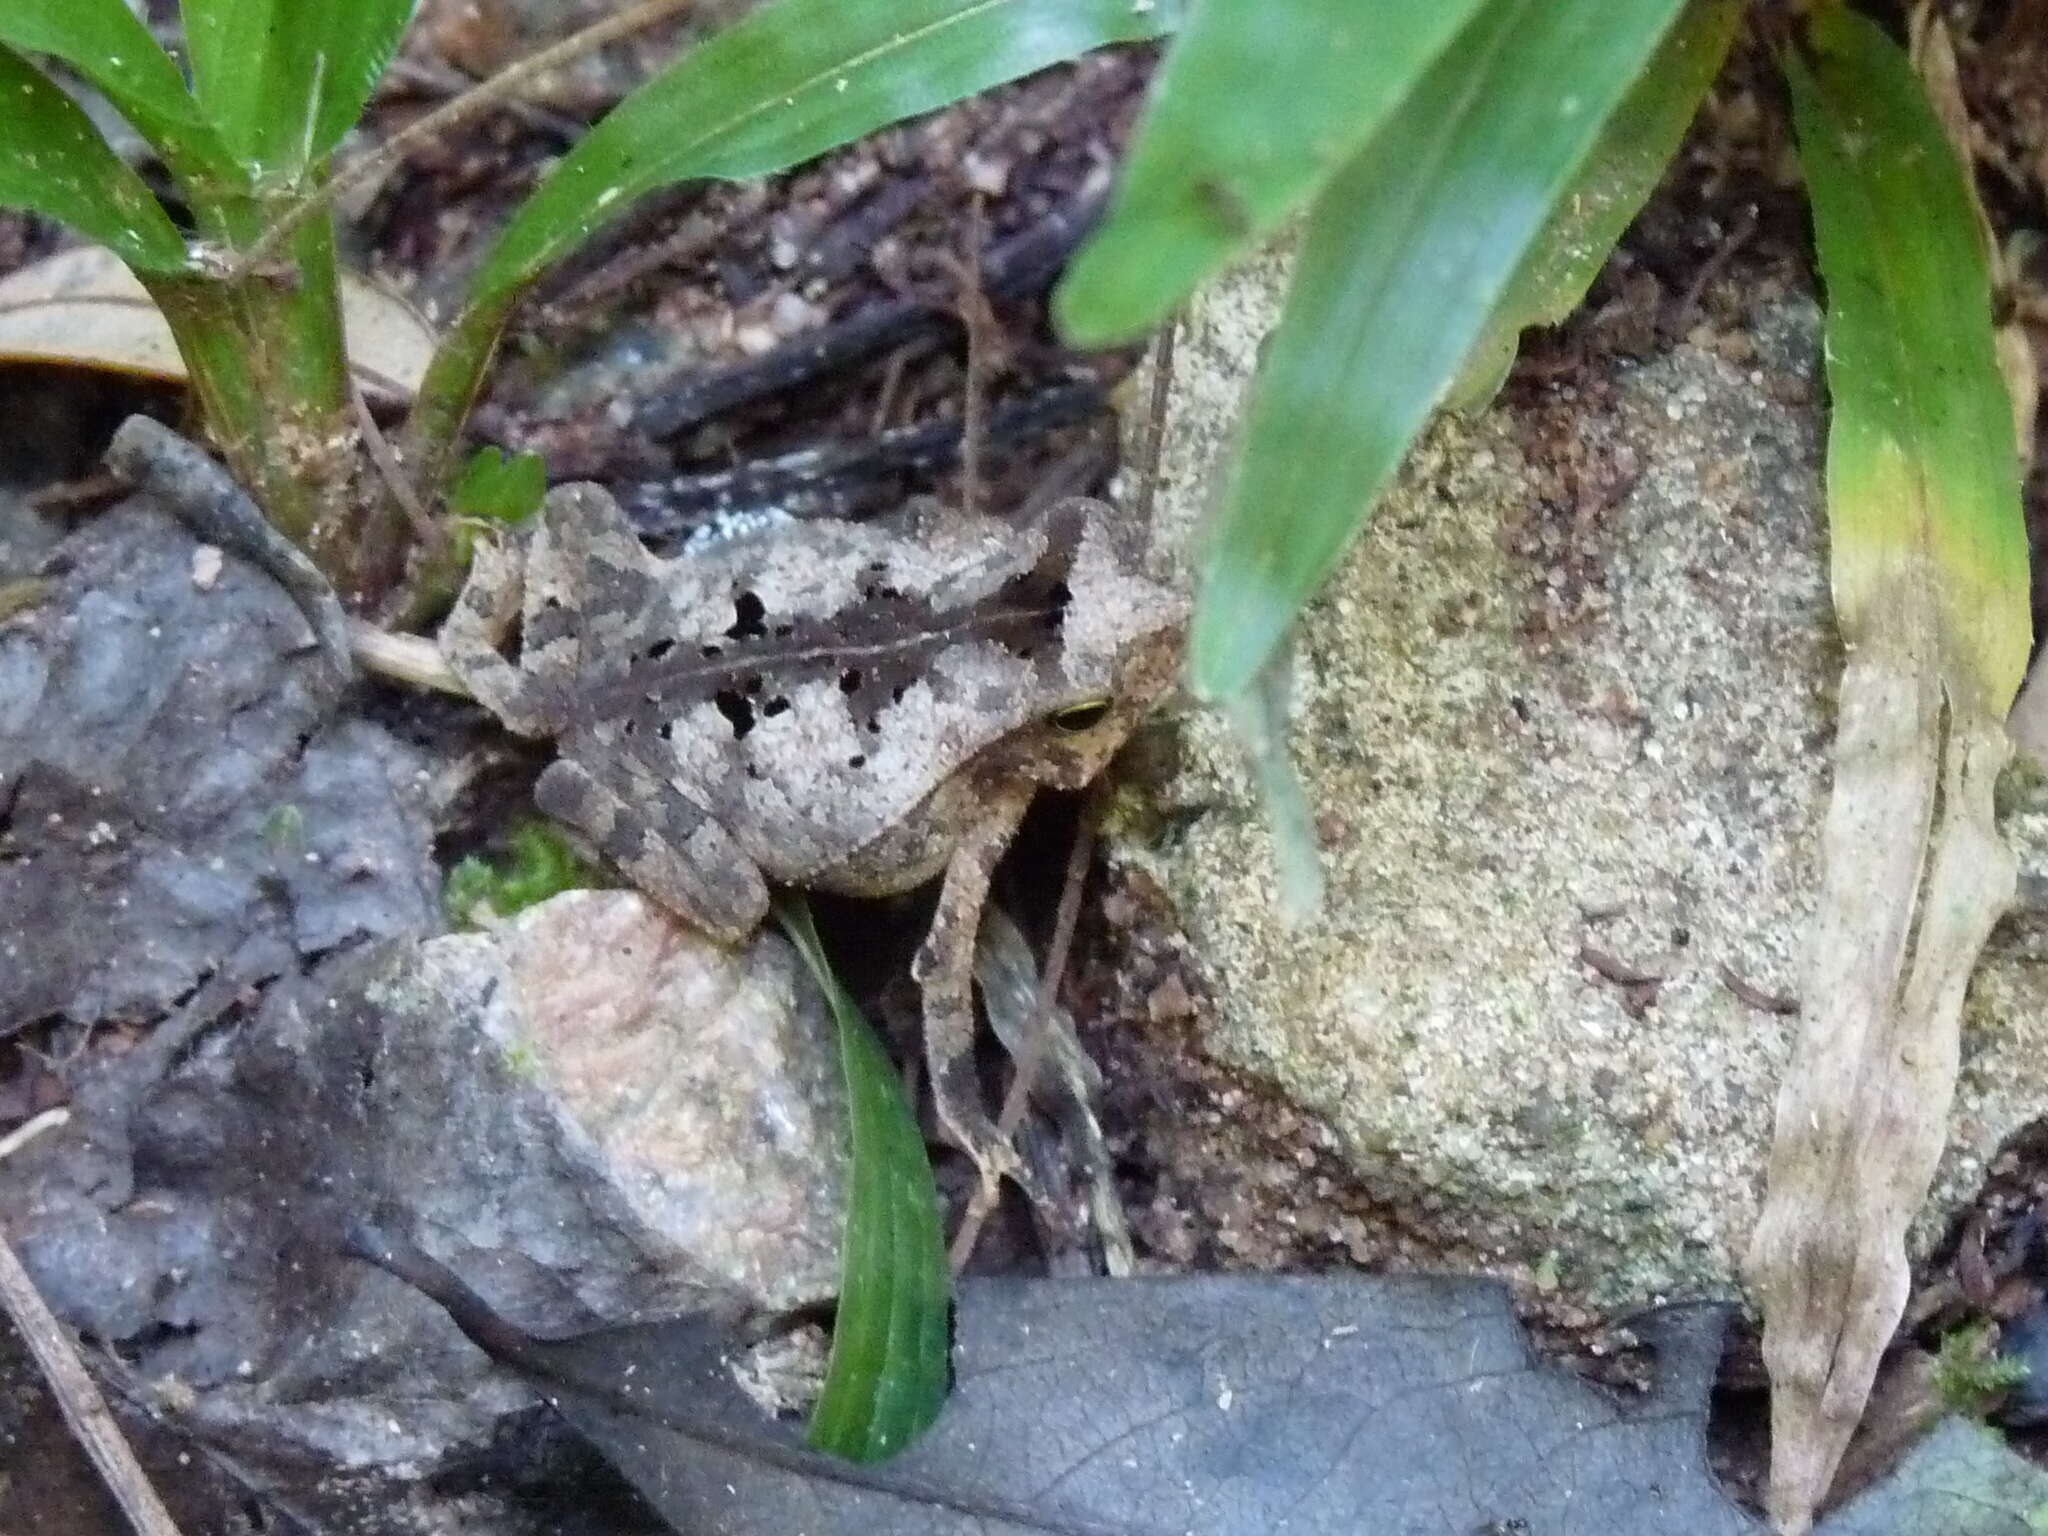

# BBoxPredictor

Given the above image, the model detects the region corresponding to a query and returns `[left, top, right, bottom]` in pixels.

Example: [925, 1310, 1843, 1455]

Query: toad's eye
[1048, 697, 1113, 732]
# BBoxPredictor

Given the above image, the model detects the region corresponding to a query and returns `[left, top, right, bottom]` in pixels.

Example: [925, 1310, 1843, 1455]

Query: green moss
[444, 820, 605, 928]
[1933, 1321, 2030, 1418]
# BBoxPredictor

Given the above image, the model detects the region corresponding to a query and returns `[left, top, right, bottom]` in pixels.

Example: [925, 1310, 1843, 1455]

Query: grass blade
[182, 0, 416, 179]
[1448, 0, 1740, 411]
[1052, 0, 1486, 346]
[776, 896, 949, 1464]
[402, 0, 1175, 502]
[0, 46, 187, 273]
[1185, 0, 1687, 705]
[0, 0, 235, 185]
[470, 0, 1175, 306]
[1747, 11, 2030, 1533]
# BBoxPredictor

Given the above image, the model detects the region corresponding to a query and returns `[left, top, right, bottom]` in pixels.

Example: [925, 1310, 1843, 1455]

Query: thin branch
[350, 385, 443, 557]
[954, 195, 991, 521]
[0, 1190, 185, 1536]
[239, 0, 701, 274]
[0, 1106, 68, 1163]
[1135, 314, 1176, 532]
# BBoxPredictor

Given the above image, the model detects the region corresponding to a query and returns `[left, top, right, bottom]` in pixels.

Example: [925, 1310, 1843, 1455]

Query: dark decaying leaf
[778, 897, 950, 1463]
[381, 1265, 2048, 1535]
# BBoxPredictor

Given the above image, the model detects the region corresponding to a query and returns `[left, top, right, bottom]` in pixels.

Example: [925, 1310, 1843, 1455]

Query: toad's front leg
[436, 526, 549, 735]
[912, 781, 1037, 1213]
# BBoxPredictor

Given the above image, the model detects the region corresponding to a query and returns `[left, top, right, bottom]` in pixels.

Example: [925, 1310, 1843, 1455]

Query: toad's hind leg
[536, 756, 768, 942]
[912, 782, 1040, 1216]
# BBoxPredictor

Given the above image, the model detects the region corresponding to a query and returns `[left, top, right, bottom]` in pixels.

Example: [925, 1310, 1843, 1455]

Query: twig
[0, 1106, 68, 1162]
[350, 384, 443, 557]
[0, 1206, 185, 1536]
[625, 380, 1103, 541]
[1666, 206, 1758, 339]
[1135, 314, 1176, 532]
[1719, 961, 1801, 1017]
[1575, 943, 1664, 987]
[377, 56, 585, 141]
[954, 195, 992, 521]
[239, 0, 701, 274]
[947, 797, 1098, 1271]
[869, 347, 910, 436]
[349, 620, 470, 697]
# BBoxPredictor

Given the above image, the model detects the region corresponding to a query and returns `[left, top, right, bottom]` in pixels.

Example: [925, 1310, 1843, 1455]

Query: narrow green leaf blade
[1789, 5, 2029, 711]
[0, 0, 234, 182]
[1187, 0, 1687, 704]
[182, 0, 416, 179]
[0, 46, 188, 272]
[473, 0, 1175, 306]
[1053, 0, 1488, 346]
[1448, 0, 1740, 412]
[777, 897, 949, 1464]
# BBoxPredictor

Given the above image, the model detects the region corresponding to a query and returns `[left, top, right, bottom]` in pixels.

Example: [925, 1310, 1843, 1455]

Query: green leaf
[1447, 0, 1740, 412]
[1054, 0, 1487, 347]
[0, 0, 236, 185]
[1788, 3, 2029, 712]
[182, 0, 416, 180]
[0, 46, 188, 272]
[777, 895, 949, 1464]
[1186, 0, 1688, 704]
[471, 0, 1176, 307]
[449, 446, 546, 525]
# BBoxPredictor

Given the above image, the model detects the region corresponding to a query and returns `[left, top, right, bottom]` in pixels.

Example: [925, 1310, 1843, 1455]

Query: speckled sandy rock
[363, 888, 850, 1322]
[1119, 250, 2048, 1303]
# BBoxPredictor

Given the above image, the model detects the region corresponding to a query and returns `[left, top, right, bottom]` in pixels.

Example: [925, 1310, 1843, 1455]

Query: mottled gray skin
[442, 484, 1181, 931]
[441, 483, 1183, 1195]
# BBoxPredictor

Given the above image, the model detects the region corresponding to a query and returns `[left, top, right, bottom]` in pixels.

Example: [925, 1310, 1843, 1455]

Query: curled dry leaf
[0, 244, 435, 405]
[1747, 12, 2031, 1534]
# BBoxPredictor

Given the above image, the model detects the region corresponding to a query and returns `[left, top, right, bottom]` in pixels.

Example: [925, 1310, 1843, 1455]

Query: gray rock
[0, 497, 440, 1034]
[1121, 251, 2048, 1303]
[7, 892, 847, 1479]
[0, 490, 848, 1503]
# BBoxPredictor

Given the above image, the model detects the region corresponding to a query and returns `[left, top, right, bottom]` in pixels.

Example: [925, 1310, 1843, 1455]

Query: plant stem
[146, 229, 359, 593]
